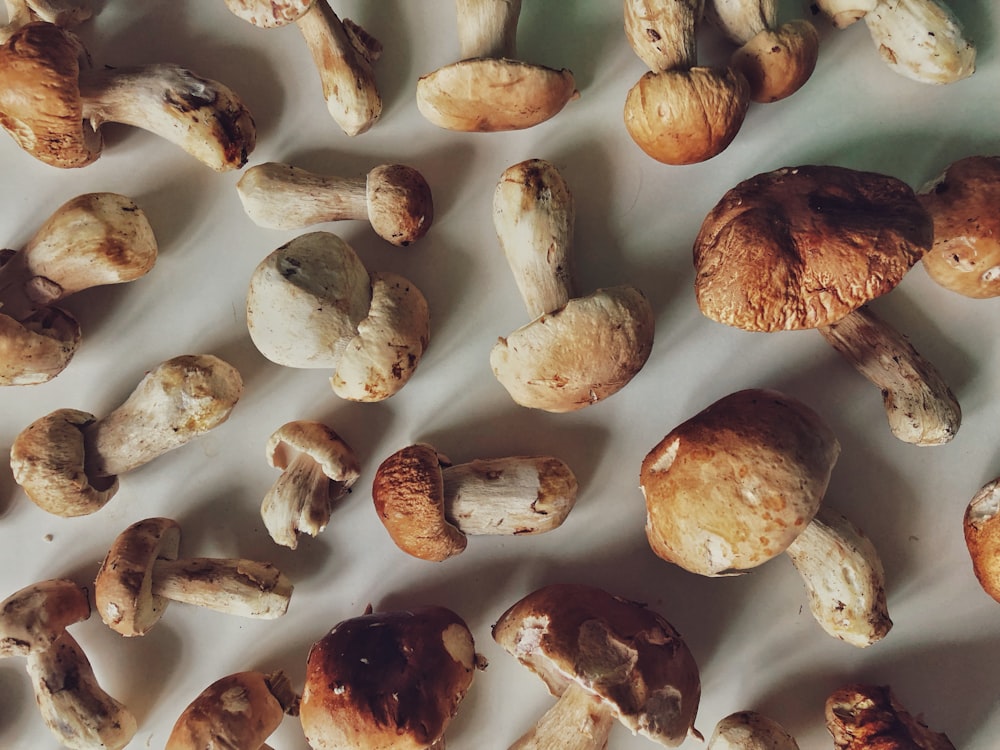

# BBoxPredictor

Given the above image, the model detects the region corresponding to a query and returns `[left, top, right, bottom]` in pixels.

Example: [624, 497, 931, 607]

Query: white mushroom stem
[150, 558, 293, 619]
[784, 506, 891, 648]
[262, 451, 352, 549]
[237, 162, 368, 230]
[624, 0, 703, 71]
[509, 682, 615, 750]
[706, 0, 775, 45]
[456, 0, 521, 59]
[708, 710, 800, 750]
[813, 0, 876, 27]
[818, 306, 961, 446]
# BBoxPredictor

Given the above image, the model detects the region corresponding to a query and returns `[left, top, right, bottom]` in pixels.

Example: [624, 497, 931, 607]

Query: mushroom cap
[366, 164, 434, 246]
[94, 517, 181, 636]
[0, 578, 90, 657]
[825, 684, 955, 749]
[300, 606, 477, 750]
[0, 21, 102, 168]
[10, 407, 119, 516]
[492, 583, 702, 746]
[640, 389, 840, 576]
[267, 420, 361, 484]
[964, 478, 1000, 603]
[0, 306, 81, 385]
[708, 710, 800, 750]
[694, 165, 933, 331]
[918, 155, 1000, 298]
[416, 58, 578, 132]
[490, 284, 655, 412]
[731, 19, 820, 103]
[223, 0, 314, 27]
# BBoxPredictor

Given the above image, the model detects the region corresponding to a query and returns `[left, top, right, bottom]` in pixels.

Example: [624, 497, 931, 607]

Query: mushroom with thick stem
[490, 159, 654, 412]
[693, 164, 961, 446]
[640, 388, 892, 647]
[236, 162, 434, 246]
[261, 420, 361, 550]
[825, 684, 955, 749]
[963, 477, 1000, 603]
[224, 0, 381, 136]
[708, 711, 799, 749]
[416, 0, 578, 132]
[493, 583, 702, 749]
[246, 231, 430, 402]
[94, 516, 294, 637]
[9, 353, 243, 516]
[371, 442, 578, 562]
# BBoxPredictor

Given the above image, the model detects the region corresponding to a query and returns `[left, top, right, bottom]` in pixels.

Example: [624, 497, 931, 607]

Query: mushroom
[708, 711, 799, 750]
[490, 159, 654, 412]
[623, 0, 751, 165]
[246, 231, 430, 402]
[9, 353, 243, 516]
[165, 669, 300, 750]
[0, 21, 256, 170]
[825, 684, 955, 749]
[236, 161, 434, 246]
[640, 388, 892, 647]
[963, 476, 1000, 603]
[299, 605, 480, 750]
[261, 420, 361, 550]
[94, 516, 293, 637]
[223, 0, 381, 136]
[0, 0, 91, 42]
[0, 305, 80, 386]
[693, 164, 961, 446]
[0, 579, 137, 750]
[415, 0, 578, 132]
[371, 442, 578, 562]
[917, 155, 1000, 298]
[493, 583, 702, 748]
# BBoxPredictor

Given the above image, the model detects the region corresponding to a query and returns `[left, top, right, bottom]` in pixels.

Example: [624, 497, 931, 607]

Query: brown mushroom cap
[731, 20, 820, 103]
[0, 578, 90, 657]
[493, 583, 701, 746]
[366, 164, 434, 246]
[694, 165, 933, 331]
[825, 684, 955, 749]
[964, 477, 1000, 602]
[0, 307, 81, 386]
[300, 606, 477, 750]
[640, 389, 840, 576]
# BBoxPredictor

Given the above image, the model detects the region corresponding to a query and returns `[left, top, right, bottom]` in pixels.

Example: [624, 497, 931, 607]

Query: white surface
[1, 1, 998, 748]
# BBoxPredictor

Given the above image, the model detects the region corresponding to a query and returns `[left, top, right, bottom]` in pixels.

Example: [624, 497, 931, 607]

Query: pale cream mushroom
[224, 0, 381, 136]
[0, 0, 91, 42]
[641, 389, 892, 647]
[416, 0, 578, 132]
[490, 159, 654, 412]
[708, 711, 799, 750]
[371, 442, 578, 562]
[236, 162, 434, 246]
[812, 0, 876, 28]
[0, 305, 80, 386]
[825, 684, 955, 749]
[963, 477, 1000, 603]
[9, 354, 243, 516]
[262, 420, 361, 549]
[246, 231, 430, 402]
[95, 517, 293, 637]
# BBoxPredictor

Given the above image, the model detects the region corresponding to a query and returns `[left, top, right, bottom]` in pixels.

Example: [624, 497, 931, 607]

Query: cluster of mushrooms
[0, 0, 995, 748]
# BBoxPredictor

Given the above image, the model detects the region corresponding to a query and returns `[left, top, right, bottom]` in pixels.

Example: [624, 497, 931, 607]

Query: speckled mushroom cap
[640, 389, 840, 576]
[300, 606, 477, 750]
[694, 165, 933, 331]
[493, 583, 702, 746]
[223, 0, 313, 27]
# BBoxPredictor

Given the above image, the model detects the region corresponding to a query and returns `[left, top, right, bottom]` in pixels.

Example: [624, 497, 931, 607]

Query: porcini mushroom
[963, 476, 1000, 603]
[371, 442, 578, 562]
[300, 605, 479, 750]
[693, 164, 961, 446]
[261, 420, 361, 549]
[416, 0, 578, 132]
[493, 583, 702, 748]
[490, 159, 654, 412]
[236, 162, 434, 246]
[640, 388, 892, 647]
[246, 231, 430, 402]
[708, 711, 799, 750]
[825, 684, 955, 749]
[94, 516, 293, 637]
[10, 354, 243, 516]
[224, 0, 381, 136]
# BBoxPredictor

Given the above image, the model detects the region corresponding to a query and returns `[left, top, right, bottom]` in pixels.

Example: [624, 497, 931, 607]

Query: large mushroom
[490, 159, 654, 412]
[693, 164, 961, 446]
[640, 388, 892, 647]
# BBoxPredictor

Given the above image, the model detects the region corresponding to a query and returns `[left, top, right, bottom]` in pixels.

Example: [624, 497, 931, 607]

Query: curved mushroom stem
[510, 682, 615, 750]
[818, 306, 961, 446]
[150, 558, 293, 619]
[624, 0, 703, 71]
[456, 0, 521, 59]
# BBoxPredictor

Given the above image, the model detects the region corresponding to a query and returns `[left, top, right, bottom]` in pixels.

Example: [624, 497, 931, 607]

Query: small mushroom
[224, 0, 381, 136]
[165, 669, 300, 750]
[708, 711, 799, 749]
[300, 605, 480, 750]
[371, 443, 578, 562]
[490, 159, 654, 412]
[694, 164, 961, 446]
[236, 162, 433, 246]
[94, 516, 293, 637]
[246, 231, 430, 402]
[10, 354, 243, 516]
[825, 684, 955, 749]
[963, 477, 1000, 602]
[493, 583, 702, 748]
[262, 420, 361, 549]
[640, 389, 892, 647]
[416, 0, 578, 132]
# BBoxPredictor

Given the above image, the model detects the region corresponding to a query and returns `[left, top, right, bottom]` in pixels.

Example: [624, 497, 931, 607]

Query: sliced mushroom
[963, 477, 1000, 602]
[825, 684, 955, 749]
[708, 711, 799, 749]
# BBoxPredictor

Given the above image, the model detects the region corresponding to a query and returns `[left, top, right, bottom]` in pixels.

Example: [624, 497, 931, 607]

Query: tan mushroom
[963, 477, 1000, 603]
[416, 0, 578, 132]
[94, 517, 293, 637]
[493, 583, 702, 748]
[9, 354, 243, 516]
[0, 305, 80, 386]
[708, 711, 799, 750]
[490, 159, 654, 412]
[825, 684, 955, 749]
[371, 443, 578, 562]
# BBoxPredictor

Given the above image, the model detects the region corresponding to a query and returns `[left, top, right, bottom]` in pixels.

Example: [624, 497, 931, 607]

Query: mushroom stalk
[150, 558, 293, 619]
[813, 0, 876, 28]
[456, 0, 521, 59]
[263, 452, 338, 546]
[509, 682, 615, 750]
[624, 0, 703, 71]
[706, 0, 775, 44]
